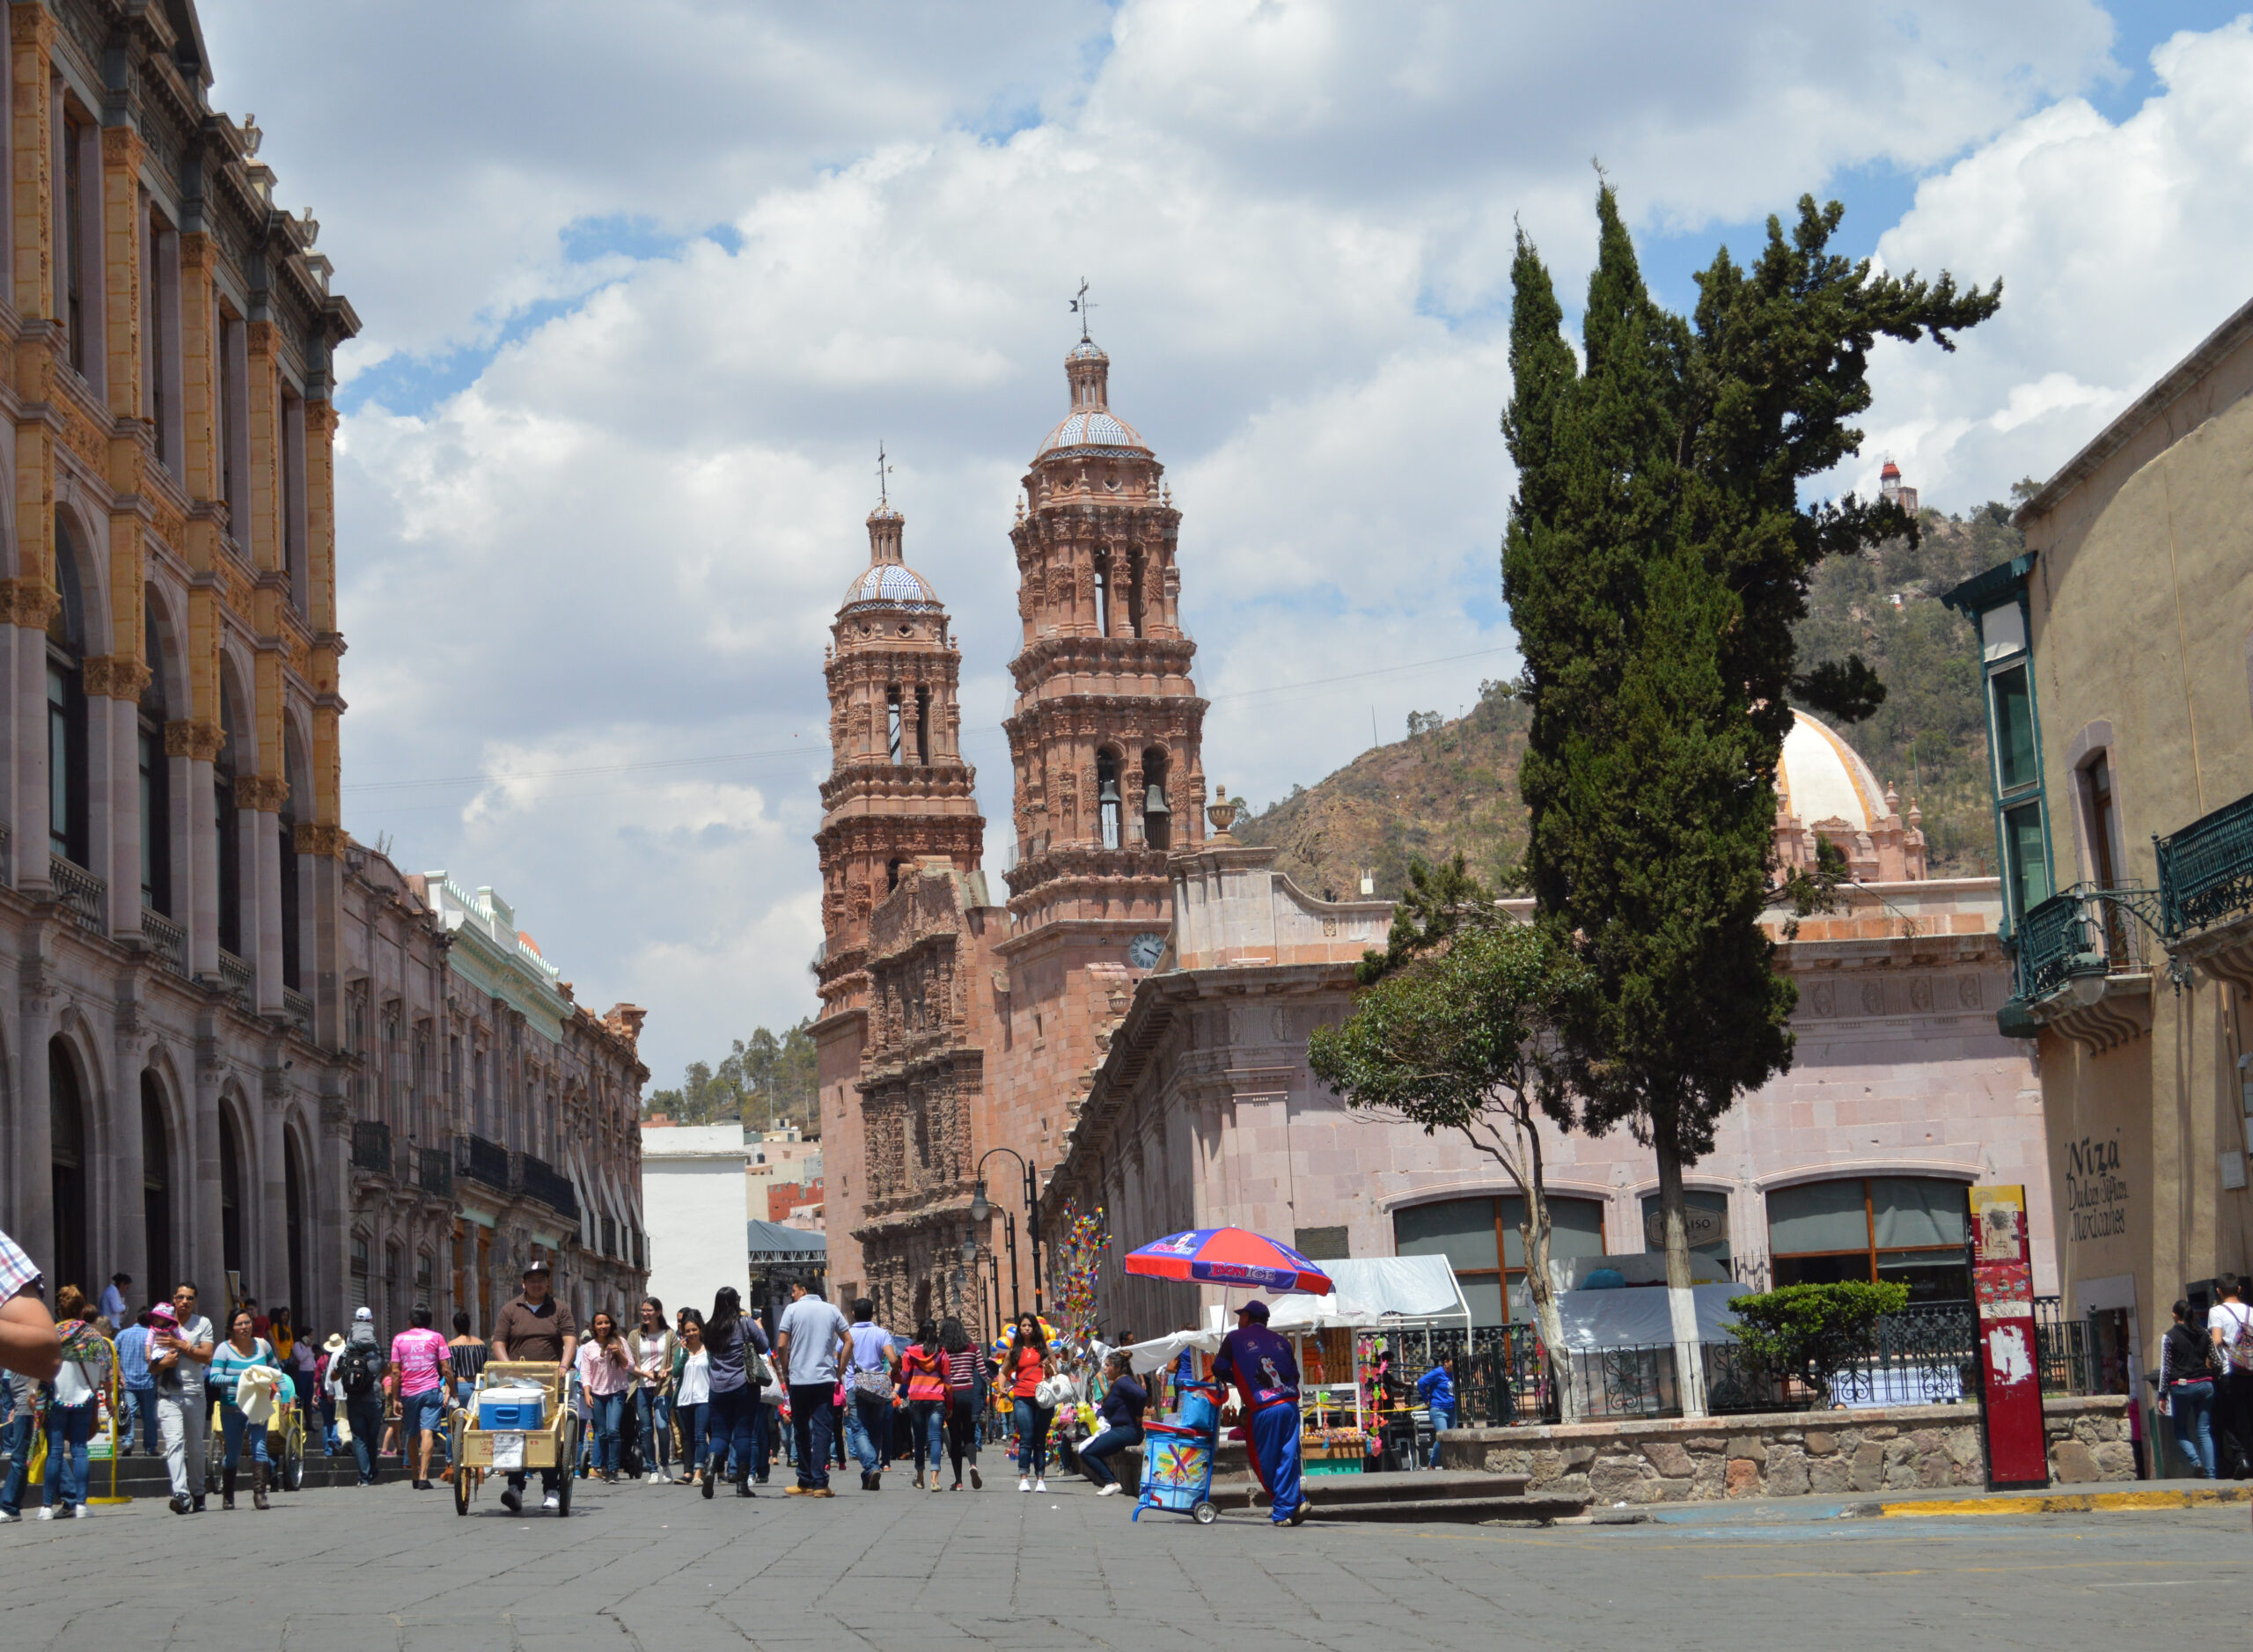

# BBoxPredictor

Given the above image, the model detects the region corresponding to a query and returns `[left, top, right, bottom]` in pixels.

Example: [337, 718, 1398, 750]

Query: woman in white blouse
[671, 1312, 711, 1487]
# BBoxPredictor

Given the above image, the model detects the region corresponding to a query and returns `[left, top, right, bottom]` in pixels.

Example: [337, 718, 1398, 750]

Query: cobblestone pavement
[0, 1472, 2244, 1649]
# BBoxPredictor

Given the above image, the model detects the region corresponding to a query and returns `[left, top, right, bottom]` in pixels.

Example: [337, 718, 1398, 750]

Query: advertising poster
[1967, 1185, 2048, 1490]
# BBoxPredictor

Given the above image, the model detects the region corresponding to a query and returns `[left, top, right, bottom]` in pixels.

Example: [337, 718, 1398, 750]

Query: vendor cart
[450, 1361, 581, 1516]
[1134, 1378, 1224, 1525]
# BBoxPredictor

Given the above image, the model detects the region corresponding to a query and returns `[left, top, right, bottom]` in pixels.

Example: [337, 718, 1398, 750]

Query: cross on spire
[1069, 277, 1096, 342]
[876, 440, 892, 507]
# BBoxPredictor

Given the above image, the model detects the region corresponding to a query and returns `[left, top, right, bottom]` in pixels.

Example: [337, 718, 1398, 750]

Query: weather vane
[876, 440, 892, 507]
[1070, 277, 1096, 342]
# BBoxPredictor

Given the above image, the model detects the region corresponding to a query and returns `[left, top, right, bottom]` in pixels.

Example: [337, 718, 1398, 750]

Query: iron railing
[456, 1133, 512, 1194]
[216, 948, 255, 1005]
[2157, 789, 2253, 940]
[416, 1145, 453, 1199]
[48, 855, 105, 935]
[2013, 884, 2154, 1002]
[350, 1120, 393, 1177]
[142, 907, 187, 976]
[518, 1153, 580, 1219]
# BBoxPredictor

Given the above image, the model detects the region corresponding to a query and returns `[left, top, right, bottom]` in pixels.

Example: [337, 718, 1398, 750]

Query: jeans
[1079, 1422, 1142, 1489]
[1427, 1403, 1454, 1466]
[751, 1395, 773, 1480]
[218, 1401, 270, 1472]
[708, 1386, 756, 1482]
[946, 1391, 980, 1480]
[1013, 1398, 1053, 1477]
[675, 1401, 707, 1473]
[637, 1389, 673, 1472]
[2169, 1380, 2219, 1478]
[126, 1385, 161, 1454]
[158, 1391, 209, 1505]
[0, 1413, 33, 1514]
[345, 1396, 385, 1484]
[845, 1391, 891, 1476]
[43, 1400, 95, 1508]
[588, 1391, 626, 1475]
[909, 1399, 946, 1475]
[788, 1384, 835, 1488]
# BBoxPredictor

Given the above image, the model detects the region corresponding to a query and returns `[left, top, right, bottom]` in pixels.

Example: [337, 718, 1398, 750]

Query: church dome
[1038, 337, 1150, 458]
[1776, 709, 1886, 830]
[840, 562, 942, 610]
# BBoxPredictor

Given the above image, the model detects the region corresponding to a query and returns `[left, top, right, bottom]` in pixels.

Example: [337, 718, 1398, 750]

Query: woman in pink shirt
[389, 1306, 452, 1491]
[575, 1311, 635, 1482]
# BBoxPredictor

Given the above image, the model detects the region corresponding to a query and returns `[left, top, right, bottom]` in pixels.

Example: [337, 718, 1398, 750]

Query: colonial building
[1044, 715, 2055, 1344]
[0, 2, 648, 1341]
[814, 333, 1207, 1332]
[1946, 290, 2253, 1421]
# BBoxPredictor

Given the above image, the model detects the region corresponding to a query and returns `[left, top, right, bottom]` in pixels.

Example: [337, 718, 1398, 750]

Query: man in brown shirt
[489, 1260, 577, 1513]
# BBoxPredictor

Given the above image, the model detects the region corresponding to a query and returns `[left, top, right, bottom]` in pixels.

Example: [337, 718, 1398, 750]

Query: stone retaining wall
[1435, 1396, 2133, 1502]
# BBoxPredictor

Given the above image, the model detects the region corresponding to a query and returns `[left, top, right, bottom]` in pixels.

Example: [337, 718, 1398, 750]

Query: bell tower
[814, 500, 984, 1023]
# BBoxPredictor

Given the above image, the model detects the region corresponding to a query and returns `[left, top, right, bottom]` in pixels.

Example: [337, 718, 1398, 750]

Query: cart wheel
[283, 1426, 305, 1492]
[1193, 1500, 1218, 1525]
[557, 1414, 579, 1516]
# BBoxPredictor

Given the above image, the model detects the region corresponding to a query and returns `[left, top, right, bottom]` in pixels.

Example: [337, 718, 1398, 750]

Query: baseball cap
[1237, 1300, 1270, 1324]
[522, 1259, 552, 1276]
[353, 1306, 373, 1322]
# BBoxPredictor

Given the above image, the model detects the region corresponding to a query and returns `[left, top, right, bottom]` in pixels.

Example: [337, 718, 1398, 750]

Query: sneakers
[35, 1506, 56, 1521]
[1097, 1483, 1122, 1497]
[970, 1466, 982, 1490]
[1035, 1478, 1047, 1493]
[541, 1493, 561, 1511]
[500, 1486, 523, 1515]
[647, 1471, 664, 1486]
[167, 1494, 191, 1516]
[1018, 1477, 1031, 1493]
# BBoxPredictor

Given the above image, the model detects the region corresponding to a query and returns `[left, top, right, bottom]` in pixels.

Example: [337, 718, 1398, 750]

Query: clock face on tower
[1126, 932, 1167, 970]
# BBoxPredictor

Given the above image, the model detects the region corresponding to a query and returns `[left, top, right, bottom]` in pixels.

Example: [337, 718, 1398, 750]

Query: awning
[1266, 1256, 1471, 1332]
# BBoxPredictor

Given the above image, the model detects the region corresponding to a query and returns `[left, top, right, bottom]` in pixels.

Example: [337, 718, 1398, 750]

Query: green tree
[1310, 912, 1589, 1413]
[1502, 186, 1994, 1411]
[642, 1017, 820, 1132]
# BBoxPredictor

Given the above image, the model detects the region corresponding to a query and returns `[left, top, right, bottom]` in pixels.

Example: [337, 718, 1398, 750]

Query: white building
[642, 1122, 752, 1322]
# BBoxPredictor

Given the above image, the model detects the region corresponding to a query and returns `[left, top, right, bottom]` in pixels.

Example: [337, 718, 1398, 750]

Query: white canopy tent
[1265, 1256, 1472, 1333]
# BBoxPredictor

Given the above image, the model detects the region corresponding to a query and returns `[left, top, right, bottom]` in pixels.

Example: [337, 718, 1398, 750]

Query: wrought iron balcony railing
[142, 907, 187, 977]
[518, 1152, 580, 1219]
[417, 1145, 453, 1199]
[351, 1119, 393, 1177]
[2157, 788, 2253, 941]
[216, 948, 255, 1006]
[2012, 883, 2154, 1002]
[456, 1133, 512, 1194]
[48, 855, 105, 936]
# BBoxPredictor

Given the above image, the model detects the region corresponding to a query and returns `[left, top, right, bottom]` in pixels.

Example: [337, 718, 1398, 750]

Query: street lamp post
[969, 1147, 1043, 1318]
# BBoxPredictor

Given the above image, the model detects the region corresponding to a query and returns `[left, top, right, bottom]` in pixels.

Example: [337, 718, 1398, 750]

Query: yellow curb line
[1879, 1486, 2253, 1517]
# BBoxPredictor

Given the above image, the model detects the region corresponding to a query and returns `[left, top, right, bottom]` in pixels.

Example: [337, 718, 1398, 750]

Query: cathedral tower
[814, 501, 984, 1023]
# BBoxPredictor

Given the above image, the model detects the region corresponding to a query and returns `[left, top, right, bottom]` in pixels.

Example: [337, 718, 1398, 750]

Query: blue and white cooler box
[478, 1383, 548, 1431]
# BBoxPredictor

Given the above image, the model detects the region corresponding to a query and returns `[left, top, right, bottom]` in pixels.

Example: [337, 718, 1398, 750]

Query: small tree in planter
[1724, 1281, 1909, 1408]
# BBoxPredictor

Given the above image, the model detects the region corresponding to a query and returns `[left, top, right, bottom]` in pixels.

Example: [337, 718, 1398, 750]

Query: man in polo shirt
[773, 1280, 850, 1497]
[491, 1259, 578, 1514]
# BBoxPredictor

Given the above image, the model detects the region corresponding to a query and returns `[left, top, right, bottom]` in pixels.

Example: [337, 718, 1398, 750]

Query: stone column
[15, 957, 54, 1278]
[171, 720, 219, 976]
[87, 661, 146, 936]
[108, 981, 148, 1298]
[241, 775, 284, 1012]
[318, 1090, 350, 1338]
[190, 1020, 225, 1292]
[260, 1061, 289, 1304]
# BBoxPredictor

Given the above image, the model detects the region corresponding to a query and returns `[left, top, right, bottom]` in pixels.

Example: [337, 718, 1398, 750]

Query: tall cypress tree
[1503, 188, 1996, 1409]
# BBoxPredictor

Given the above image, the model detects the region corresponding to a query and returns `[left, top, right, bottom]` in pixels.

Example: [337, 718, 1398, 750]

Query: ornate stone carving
[1909, 975, 1933, 1013]
[294, 821, 349, 858]
[165, 718, 224, 761]
[233, 774, 291, 813]
[1860, 981, 1884, 1016]
[1957, 975, 1982, 1010]
[82, 655, 153, 700]
[1810, 981, 1837, 1017]
[1, 578, 62, 629]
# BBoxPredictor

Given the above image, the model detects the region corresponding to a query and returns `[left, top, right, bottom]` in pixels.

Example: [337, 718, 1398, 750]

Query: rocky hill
[1234, 505, 2017, 899]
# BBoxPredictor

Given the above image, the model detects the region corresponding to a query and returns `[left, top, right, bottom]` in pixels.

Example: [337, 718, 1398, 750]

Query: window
[277, 770, 300, 990]
[1766, 1177, 1968, 1303]
[1141, 748, 1170, 851]
[2004, 801, 2050, 917]
[1393, 1193, 1607, 1326]
[349, 1233, 370, 1313]
[886, 685, 903, 763]
[282, 391, 308, 611]
[139, 611, 172, 913]
[61, 111, 84, 374]
[1640, 1188, 1731, 1275]
[46, 522, 88, 867]
[1990, 664, 2038, 793]
[1097, 751, 1122, 849]
[1094, 564, 1110, 635]
[215, 695, 242, 957]
[1979, 598, 2049, 925]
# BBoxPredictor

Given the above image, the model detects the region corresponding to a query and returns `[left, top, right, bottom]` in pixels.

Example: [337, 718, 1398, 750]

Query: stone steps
[1209, 1467, 1586, 1524]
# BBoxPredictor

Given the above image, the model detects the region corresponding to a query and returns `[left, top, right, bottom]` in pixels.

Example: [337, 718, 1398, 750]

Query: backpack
[2224, 1302, 2253, 1369]
[337, 1340, 380, 1398]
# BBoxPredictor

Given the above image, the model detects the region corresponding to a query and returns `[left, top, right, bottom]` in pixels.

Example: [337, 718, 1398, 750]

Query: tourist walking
[208, 1308, 275, 1510]
[699, 1287, 767, 1499]
[100, 1274, 131, 1329]
[842, 1297, 898, 1491]
[939, 1317, 984, 1489]
[1416, 1352, 1456, 1466]
[632, 1297, 678, 1485]
[2210, 1274, 2253, 1475]
[899, 1319, 948, 1491]
[774, 1279, 849, 1497]
[2160, 1298, 2219, 1479]
[391, 1305, 452, 1490]
[491, 1259, 578, 1514]
[1005, 1312, 1054, 1493]
[328, 1306, 388, 1487]
[448, 1312, 488, 1407]
[1078, 1352, 1146, 1496]
[151, 1284, 216, 1513]
[116, 1309, 157, 1457]
[315, 1333, 343, 1454]
[36, 1301, 111, 1519]
[1214, 1299, 1308, 1525]
[672, 1311, 708, 1486]
[576, 1311, 635, 1482]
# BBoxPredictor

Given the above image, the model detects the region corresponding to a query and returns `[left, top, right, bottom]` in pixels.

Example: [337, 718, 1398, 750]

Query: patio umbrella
[1122, 1228, 1334, 1295]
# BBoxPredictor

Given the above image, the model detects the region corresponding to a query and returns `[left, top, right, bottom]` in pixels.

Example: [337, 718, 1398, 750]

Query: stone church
[813, 334, 1206, 1332]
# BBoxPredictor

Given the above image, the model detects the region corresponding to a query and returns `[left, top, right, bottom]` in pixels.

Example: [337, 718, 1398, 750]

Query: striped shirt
[208, 1338, 275, 1404]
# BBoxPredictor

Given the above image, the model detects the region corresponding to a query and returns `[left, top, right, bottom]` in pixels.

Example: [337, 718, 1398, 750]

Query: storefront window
[1766, 1177, 1969, 1303]
[1394, 1193, 1607, 1326]
[1640, 1188, 1731, 1276]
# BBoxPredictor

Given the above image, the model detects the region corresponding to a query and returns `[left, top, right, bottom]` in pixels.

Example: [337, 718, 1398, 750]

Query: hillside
[1234, 504, 2019, 899]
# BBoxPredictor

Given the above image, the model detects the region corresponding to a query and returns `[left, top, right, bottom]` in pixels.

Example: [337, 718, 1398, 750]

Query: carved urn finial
[1206, 785, 1240, 843]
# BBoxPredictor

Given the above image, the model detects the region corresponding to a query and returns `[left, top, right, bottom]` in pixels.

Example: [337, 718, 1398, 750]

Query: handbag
[852, 1362, 895, 1403]
[755, 1354, 785, 1405]
[1034, 1375, 1071, 1410]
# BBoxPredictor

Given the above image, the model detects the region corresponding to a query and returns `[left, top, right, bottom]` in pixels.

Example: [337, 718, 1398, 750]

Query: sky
[189, 2, 2253, 1088]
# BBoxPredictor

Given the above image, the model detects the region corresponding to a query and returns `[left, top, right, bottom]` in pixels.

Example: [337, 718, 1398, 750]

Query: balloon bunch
[1049, 1207, 1110, 1358]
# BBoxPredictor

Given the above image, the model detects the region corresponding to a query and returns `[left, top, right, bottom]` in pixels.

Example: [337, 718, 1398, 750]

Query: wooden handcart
[450, 1361, 581, 1516]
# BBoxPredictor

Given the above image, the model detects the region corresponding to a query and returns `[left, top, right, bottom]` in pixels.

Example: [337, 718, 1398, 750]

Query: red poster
[1968, 1186, 2048, 1490]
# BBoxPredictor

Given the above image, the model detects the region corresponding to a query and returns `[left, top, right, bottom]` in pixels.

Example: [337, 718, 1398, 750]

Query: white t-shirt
[676, 1349, 710, 1406]
[777, 1296, 850, 1386]
[2209, 1301, 2253, 1373]
[635, 1331, 671, 1385]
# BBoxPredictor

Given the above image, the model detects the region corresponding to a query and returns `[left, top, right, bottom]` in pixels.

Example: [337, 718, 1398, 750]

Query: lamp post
[970, 1147, 1043, 1317]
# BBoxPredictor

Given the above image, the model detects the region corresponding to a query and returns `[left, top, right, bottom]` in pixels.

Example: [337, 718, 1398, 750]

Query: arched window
[48, 521, 90, 868]
[1141, 747, 1171, 852]
[140, 606, 172, 914]
[50, 1040, 89, 1296]
[142, 1074, 173, 1302]
[1094, 563, 1111, 635]
[885, 685, 904, 764]
[216, 686, 243, 958]
[279, 738, 305, 991]
[1096, 751, 1122, 849]
[1394, 1193, 1608, 1327]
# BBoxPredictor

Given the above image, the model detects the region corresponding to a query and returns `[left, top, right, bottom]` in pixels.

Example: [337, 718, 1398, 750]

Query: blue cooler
[1177, 1380, 1222, 1435]
[478, 1384, 547, 1430]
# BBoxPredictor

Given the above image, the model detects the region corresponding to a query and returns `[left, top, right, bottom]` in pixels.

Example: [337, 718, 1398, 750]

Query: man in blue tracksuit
[1415, 1352, 1456, 1466]
[1212, 1300, 1306, 1527]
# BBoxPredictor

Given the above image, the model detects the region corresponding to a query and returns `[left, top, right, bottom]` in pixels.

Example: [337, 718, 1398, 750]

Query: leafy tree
[643, 1018, 820, 1132]
[1502, 185, 1994, 1412]
[1310, 911, 1590, 1414]
[1358, 852, 1493, 984]
[1724, 1281, 1909, 1406]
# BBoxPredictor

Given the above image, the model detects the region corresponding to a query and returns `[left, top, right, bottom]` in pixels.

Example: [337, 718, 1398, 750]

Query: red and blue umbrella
[1122, 1228, 1333, 1295]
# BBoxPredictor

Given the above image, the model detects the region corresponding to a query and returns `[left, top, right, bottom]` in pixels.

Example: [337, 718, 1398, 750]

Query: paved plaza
[0, 1472, 2245, 1650]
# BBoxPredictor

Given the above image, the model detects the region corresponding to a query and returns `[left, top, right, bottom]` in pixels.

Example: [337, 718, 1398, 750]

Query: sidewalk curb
[1858, 1486, 2253, 1518]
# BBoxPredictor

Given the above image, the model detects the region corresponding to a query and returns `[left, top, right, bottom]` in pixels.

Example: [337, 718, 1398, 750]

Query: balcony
[2006, 884, 2156, 1052]
[416, 1145, 453, 1199]
[282, 988, 313, 1034]
[518, 1152, 580, 1220]
[350, 1120, 393, 1177]
[142, 907, 187, 977]
[48, 855, 106, 936]
[457, 1133, 512, 1195]
[216, 949, 255, 1007]
[2158, 789, 2253, 988]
